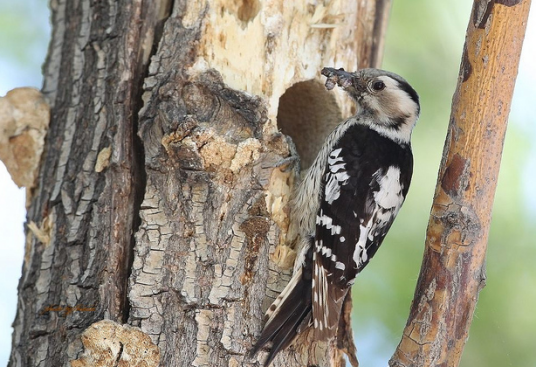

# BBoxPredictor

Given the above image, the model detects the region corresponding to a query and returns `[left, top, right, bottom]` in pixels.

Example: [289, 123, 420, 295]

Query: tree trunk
[390, 1, 531, 366]
[6, 1, 390, 366]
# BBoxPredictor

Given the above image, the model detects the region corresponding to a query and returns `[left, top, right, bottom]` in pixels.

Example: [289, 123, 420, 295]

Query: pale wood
[390, 1, 532, 366]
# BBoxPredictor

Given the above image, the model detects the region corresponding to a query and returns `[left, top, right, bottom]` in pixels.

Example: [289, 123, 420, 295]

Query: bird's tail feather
[311, 255, 348, 341]
[251, 270, 312, 366]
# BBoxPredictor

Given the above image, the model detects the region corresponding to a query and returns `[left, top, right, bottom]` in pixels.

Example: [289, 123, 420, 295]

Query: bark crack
[123, 1, 174, 323]
[113, 342, 124, 367]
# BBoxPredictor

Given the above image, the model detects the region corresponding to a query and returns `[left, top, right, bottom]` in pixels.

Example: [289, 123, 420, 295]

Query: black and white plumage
[251, 67, 420, 366]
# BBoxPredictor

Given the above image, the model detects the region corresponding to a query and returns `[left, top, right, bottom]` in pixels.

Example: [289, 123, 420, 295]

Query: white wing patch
[353, 222, 372, 266]
[316, 210, 342, 235]
[316, 211, 346, 268]
[327, 148, 343, 165]
[372, 166, 404, 209]
[324, 148, 350, 204]
[353, 165, 404, 270]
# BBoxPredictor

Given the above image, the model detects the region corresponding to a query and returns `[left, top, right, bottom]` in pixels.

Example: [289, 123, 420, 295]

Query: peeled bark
[5, 1, 390, 366]
[390, 1, 531, 366]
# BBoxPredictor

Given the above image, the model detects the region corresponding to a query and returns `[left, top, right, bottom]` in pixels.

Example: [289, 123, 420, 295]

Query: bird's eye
[372, 81, 385, 91]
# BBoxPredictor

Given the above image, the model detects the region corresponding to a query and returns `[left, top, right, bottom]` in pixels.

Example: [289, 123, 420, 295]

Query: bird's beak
[322, 67, 365, 99]
[321, 67, 355, 91]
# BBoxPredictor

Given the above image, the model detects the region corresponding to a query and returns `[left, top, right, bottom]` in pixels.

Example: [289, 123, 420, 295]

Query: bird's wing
[311, 140, 406, 340]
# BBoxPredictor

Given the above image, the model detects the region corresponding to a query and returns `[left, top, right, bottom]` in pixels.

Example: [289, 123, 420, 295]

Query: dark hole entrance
[277, 80, 342, 169]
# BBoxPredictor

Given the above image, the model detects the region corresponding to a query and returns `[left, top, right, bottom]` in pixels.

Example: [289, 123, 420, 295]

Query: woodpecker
[251, 67, 420, 366]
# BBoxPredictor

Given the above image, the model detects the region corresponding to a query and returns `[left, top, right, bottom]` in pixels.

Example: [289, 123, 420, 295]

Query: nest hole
[277, 80, 342, 169]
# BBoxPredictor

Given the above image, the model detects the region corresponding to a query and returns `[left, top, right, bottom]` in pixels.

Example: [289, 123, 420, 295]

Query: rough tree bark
[390, 1, 531, 366]
[3, 1, 391, 366]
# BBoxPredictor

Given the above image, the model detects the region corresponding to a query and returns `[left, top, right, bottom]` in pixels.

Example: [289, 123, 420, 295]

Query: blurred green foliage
[0, 1, 50, 91]
[352, 1, 536, 366]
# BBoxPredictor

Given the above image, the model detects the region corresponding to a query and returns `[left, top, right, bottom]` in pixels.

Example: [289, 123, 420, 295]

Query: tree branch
[390, 1, 531, 366]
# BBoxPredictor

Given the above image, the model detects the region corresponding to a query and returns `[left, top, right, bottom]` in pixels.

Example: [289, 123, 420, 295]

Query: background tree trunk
[7, 1, 391, 366]
[390, 1, 531, 366]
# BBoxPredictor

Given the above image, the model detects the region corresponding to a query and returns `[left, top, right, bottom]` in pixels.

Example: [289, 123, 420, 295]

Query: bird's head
[322, 67, 420, 144]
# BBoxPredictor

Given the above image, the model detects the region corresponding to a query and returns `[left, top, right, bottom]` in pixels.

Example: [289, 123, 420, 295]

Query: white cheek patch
[360, 76, 419, 144]
[378, 76, 417, 119]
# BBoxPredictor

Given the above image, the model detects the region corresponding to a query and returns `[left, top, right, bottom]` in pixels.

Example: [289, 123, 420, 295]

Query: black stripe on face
[389, 116, 408, 130]
[396, 80, 420, 114]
